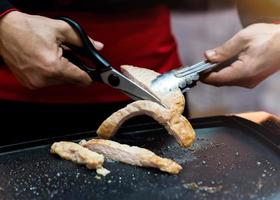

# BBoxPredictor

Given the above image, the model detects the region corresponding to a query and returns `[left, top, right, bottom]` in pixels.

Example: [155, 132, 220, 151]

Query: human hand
[0, 11, 104, 89]
[203, 23, 280, 88]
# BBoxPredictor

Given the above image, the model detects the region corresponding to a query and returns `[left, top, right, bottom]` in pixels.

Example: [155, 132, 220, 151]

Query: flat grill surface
[0, 117, 279, 200]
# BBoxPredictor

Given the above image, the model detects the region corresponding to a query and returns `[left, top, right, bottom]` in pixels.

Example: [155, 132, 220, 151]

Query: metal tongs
[151, 60, 219, 93]
[58, 17, 164, 106]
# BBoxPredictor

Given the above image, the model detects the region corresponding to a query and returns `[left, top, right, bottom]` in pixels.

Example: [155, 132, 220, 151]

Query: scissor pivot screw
[108, 74, 120, 87]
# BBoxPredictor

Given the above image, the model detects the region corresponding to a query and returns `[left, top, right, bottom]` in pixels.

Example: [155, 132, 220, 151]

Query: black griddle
[0, 116, 279, 200]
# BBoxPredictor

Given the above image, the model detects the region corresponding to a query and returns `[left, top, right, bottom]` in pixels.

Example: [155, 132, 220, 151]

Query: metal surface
[151, 60, 218, 93]
[0, 116, 279, 200]
[101, 69, 164, 107]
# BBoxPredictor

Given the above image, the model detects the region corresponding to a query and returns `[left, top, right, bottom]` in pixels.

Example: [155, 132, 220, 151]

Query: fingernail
[94, 41, 104, 50]
[206, 50, 216, 58]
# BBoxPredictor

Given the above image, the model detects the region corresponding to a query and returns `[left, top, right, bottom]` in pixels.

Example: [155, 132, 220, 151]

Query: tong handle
[175, 60, 219, 78]
[57, 16, 112, 73]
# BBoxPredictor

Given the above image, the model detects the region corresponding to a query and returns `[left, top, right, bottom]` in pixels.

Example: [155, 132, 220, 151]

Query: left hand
[203, 23, 280, 88]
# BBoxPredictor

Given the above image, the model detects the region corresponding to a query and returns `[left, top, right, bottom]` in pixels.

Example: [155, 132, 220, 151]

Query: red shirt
[0, 4, 181, 104]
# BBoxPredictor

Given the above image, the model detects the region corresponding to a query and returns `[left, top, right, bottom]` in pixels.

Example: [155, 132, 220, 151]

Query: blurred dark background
[167, 0, 235, 10]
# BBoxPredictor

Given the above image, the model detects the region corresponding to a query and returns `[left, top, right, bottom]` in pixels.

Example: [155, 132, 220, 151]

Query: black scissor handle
[57, 16, 112, 73]
[62, 49, 101, 81]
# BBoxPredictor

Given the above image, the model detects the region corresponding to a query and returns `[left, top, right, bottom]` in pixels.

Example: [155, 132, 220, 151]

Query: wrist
[0, 10, 24, 56]
[0, 10, 24, 29]
[0, 9, 22, 19]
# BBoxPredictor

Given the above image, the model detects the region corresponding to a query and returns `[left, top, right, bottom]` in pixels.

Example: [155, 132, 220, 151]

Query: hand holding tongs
[57, 17, 163, 106]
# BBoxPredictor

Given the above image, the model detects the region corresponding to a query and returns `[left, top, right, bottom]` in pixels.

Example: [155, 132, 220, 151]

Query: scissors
[57, 16, 163, 106]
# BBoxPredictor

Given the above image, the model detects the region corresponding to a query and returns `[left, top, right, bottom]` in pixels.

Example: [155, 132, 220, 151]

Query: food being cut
[97, 100, 195, 147]
[51, 66, 195, 175]
[81, 139, 182, 174]
[121, 65, 185, 114]
[98, 65, 195, 148]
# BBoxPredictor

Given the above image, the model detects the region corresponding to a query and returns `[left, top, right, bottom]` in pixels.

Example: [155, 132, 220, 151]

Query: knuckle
[237, 30, 250, 43]
[40, 56, 61, 78]
[42, 56, 58, 68]
[215, 46, 233, 60]
[217, 50, 229, 60]
[54, 20, 68, 36]
[58, 20, 71, 33]
[56, 20, 74, 42]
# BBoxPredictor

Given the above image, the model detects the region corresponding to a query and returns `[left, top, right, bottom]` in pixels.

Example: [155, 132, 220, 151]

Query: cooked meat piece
[97, 66, 195, 147]
[97, 100, 195, 147]
[121, 65, 185, 114]
[51, 141, 104, 170]
[81, 139, 182, 174]
[96, 167, 111, 176]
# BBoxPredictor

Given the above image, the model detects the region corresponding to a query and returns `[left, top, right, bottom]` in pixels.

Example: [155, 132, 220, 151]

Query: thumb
[205, 31, 247, 63]
[57, 20, 104, 50]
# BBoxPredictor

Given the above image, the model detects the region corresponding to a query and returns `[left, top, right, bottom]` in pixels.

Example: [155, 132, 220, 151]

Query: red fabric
[0, 4, 181, 104]
[0, 8, 17, 18]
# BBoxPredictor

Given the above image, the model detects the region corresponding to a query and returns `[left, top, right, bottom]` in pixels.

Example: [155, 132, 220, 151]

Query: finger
[202, 60, 247, 87]
[56, 20, 104, 50]
[58, 57, 92, 86]
[205, 31, 248, 63]
[89, 37, 104, 50]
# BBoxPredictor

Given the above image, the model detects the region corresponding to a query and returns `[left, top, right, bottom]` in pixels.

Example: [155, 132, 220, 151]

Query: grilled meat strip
[51, 141, 104, 170]
[97, 100, 195, 147]
[81, 139, 182, 174]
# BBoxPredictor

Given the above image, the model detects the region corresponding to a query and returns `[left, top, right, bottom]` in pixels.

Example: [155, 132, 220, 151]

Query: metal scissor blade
[100, 68, 167, 108]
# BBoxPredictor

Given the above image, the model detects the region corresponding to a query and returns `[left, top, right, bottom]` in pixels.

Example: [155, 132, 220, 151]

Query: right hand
[203, 23, 280, 88]
[0, 11, 104, 89]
